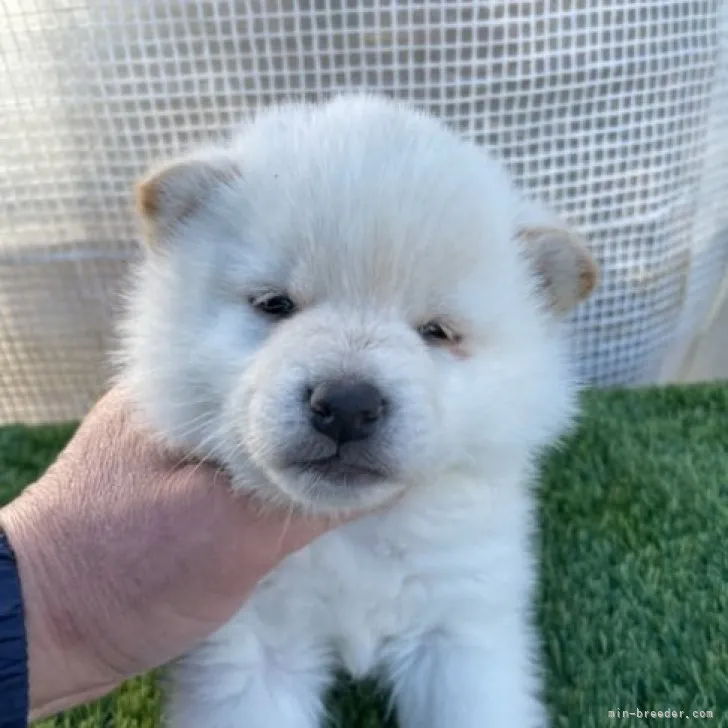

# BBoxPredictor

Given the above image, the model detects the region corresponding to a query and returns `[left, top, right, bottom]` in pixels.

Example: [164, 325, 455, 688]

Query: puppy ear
[135, 152, 240, 248]
[519, 226, 599, 316]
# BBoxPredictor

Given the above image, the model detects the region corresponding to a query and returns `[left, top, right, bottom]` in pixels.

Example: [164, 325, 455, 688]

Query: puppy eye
[417, 320, 458, 344]
[249, 292, 296, 318]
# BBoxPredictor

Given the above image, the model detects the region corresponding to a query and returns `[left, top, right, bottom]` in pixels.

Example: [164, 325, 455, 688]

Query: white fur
[118, 94, 592, 728]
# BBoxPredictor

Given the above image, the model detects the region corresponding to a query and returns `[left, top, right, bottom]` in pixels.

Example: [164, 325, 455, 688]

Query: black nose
[309, 380, 386, 444]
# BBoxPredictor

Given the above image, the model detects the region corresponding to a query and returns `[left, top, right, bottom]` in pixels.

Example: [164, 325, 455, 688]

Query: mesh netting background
[1, 1, 727, 424]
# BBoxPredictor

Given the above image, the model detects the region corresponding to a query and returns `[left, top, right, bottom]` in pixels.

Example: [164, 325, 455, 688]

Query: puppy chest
[276, 534, 444, 674]
[329, 566, 437, 677]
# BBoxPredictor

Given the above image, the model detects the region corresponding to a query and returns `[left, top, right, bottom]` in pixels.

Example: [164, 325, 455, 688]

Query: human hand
[0, 386, 358, 720]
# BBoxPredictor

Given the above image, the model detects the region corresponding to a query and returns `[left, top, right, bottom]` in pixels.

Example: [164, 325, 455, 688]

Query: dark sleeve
[0, 527, 28, 728]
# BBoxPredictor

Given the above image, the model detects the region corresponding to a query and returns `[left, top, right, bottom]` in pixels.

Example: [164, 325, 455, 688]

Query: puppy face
[121, 95, 597, 513]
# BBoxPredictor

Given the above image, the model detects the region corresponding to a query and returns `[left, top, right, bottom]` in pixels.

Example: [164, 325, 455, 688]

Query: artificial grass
[1, 383, 726, 728]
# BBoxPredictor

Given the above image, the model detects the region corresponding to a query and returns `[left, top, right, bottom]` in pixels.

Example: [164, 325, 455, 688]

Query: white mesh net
[1, 1, 727, 424]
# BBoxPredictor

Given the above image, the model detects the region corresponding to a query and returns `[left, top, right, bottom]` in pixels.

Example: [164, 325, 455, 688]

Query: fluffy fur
[118, 94, 597, 728]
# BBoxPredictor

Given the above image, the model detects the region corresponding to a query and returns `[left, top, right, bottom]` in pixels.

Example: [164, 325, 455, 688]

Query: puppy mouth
[287, 454, 389, 485]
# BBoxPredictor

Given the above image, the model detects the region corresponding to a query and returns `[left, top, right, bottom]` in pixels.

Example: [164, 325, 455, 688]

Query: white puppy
[118, 93, 597, 728]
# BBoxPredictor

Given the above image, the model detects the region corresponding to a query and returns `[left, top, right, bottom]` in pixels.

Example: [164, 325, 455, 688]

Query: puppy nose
[309, 380, 385, 444]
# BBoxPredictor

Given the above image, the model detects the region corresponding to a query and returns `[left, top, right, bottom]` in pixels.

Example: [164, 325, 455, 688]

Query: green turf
[1, 384, 726, 727]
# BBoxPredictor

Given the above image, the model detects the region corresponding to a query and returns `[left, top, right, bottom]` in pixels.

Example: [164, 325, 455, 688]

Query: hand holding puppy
[0, 385, 360, 721]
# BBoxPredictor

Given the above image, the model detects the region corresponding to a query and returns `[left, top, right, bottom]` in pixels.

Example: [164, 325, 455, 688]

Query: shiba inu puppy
[120, 94, 597, 728]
